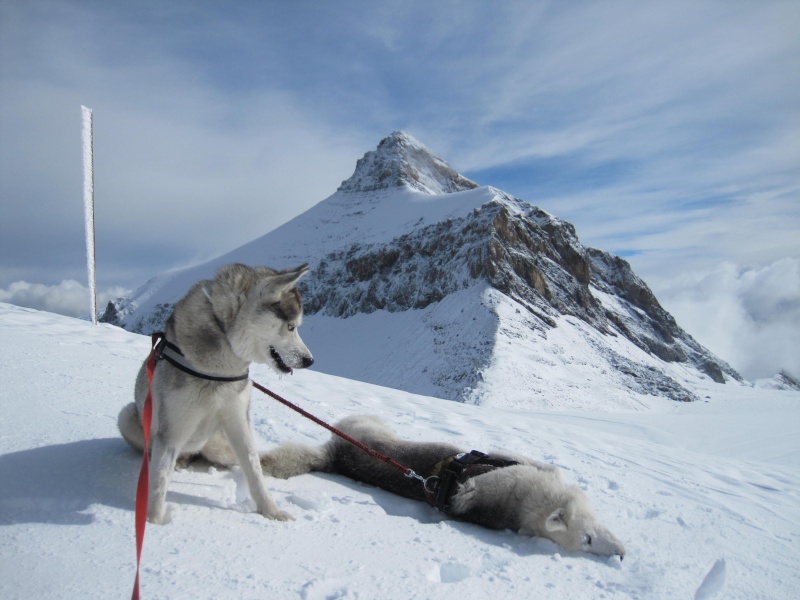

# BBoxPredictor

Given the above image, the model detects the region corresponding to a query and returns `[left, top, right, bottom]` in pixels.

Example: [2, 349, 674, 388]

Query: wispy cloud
[1, 1, 370, 288]
[1, 0, 798, 377]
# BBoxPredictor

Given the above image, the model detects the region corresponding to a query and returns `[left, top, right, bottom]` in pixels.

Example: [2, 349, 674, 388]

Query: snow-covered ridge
[103, 132, 741, 407]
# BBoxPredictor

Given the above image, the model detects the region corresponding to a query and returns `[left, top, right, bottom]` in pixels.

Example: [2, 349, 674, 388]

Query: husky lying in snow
[261, 415, 625, 559]
[118, 263, 314, 524]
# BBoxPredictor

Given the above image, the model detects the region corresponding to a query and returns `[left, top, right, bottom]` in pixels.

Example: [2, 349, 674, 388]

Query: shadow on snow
[0, 438, 139, 525]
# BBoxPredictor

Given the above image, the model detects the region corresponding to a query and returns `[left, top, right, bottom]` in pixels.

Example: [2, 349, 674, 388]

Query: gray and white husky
[118, 263, 314, 524]
[262, 415, 626, 559]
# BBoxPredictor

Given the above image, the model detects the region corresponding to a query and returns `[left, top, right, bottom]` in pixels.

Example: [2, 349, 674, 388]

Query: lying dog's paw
[262, 461, 300, 480]
[260, 443, 325, 479]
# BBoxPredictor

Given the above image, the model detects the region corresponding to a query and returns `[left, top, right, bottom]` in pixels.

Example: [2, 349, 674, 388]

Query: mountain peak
[110, 132, 741, 407]
[338, 131, 479, 195]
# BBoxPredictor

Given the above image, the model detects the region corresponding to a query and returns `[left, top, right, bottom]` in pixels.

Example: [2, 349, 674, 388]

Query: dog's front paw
[263, 508, 294, 522]
[147, 505, 172, 525]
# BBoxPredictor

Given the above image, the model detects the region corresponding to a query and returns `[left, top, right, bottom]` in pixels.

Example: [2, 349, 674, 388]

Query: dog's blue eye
[287, 325, 296, 332]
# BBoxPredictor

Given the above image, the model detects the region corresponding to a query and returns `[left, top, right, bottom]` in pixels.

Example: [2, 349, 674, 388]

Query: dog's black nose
[302, 355, 314, 368]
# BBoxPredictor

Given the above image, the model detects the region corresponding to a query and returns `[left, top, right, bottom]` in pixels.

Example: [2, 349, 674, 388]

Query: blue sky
[1, 0, 798, 378]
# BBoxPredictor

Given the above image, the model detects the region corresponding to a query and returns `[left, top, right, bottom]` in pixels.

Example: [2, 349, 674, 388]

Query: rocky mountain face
[104, 131, 741, 406]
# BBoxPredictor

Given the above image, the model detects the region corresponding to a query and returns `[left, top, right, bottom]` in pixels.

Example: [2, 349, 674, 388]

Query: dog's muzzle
[269, 347, 314, 374]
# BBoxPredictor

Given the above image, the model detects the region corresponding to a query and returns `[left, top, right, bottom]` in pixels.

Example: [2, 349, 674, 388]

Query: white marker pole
[81, 105, 97, 324]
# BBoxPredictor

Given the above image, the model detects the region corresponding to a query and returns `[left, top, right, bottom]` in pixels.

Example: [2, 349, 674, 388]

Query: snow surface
[302, 284, 727, 410]
[1, 302, 799, 599]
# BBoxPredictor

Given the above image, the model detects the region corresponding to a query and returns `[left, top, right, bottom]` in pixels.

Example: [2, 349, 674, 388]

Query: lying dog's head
[535, 488, 626, 559]
[210, 263, 314, 373]
[454, 466, 625, 559]
[514, 471, 626, 559]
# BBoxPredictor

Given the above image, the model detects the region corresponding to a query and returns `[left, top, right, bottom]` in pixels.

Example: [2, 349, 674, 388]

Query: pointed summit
[338, 131, 479, 195]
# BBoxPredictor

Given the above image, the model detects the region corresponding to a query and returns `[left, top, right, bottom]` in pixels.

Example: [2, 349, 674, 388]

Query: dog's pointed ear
[544, 508, 568, 533]
[213, 263, 258, 295]
[209, 263, 260, 324]
[264, 264, 309, 295]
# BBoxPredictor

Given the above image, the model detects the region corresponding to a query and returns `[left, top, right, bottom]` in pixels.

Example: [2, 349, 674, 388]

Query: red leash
[131, 333, 160, 600]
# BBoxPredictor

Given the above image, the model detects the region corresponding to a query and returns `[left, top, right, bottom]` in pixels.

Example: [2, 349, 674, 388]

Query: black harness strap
[424, 450, 519, 513]
[152, 332, 249, 383]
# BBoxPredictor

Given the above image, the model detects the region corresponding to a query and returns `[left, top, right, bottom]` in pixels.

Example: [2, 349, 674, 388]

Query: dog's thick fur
[118, 263, 314, 524]
[262, 415, 625, 558]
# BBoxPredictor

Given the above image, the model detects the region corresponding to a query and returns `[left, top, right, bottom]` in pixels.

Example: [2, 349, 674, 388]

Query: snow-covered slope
[104, 131, 739, 407]
[2, 303, 798, 599]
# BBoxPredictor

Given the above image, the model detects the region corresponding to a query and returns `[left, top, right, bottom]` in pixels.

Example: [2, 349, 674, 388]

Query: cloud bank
[653, 258, 800, 380]
[0, 280, 130, 320]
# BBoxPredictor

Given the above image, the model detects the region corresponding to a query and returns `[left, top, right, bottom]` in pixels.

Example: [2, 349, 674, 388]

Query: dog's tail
[118, 402, 145, 452]
[260, 443, 330, 479]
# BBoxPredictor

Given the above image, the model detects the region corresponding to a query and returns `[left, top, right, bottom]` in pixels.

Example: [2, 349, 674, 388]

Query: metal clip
[404, 469, 427, 484]
[423, 475, 440, 494]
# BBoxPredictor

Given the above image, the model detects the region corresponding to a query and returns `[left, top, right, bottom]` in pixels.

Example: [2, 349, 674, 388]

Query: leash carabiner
[403, 469, 427, 485]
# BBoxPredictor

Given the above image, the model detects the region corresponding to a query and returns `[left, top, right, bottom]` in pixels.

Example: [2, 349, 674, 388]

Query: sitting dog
[261, 414, 625, 559]
[118, 263, 314, 524]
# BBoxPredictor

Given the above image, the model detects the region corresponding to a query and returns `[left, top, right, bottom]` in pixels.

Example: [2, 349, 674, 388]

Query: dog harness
[152, 332, 250, 383]
[422, 450, 519, 513]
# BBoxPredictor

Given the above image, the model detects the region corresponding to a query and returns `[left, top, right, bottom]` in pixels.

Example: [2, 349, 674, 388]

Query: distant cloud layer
[654, 258, 800, 380]
[0, 280, 129, 319]
[3, 260, 796, 383]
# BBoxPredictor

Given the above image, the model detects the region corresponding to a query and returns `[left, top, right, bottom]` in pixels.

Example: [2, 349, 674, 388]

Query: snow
[694, 559, 727, 600]
[1, 302, 799, 599]
[301, 285, 497, 401]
